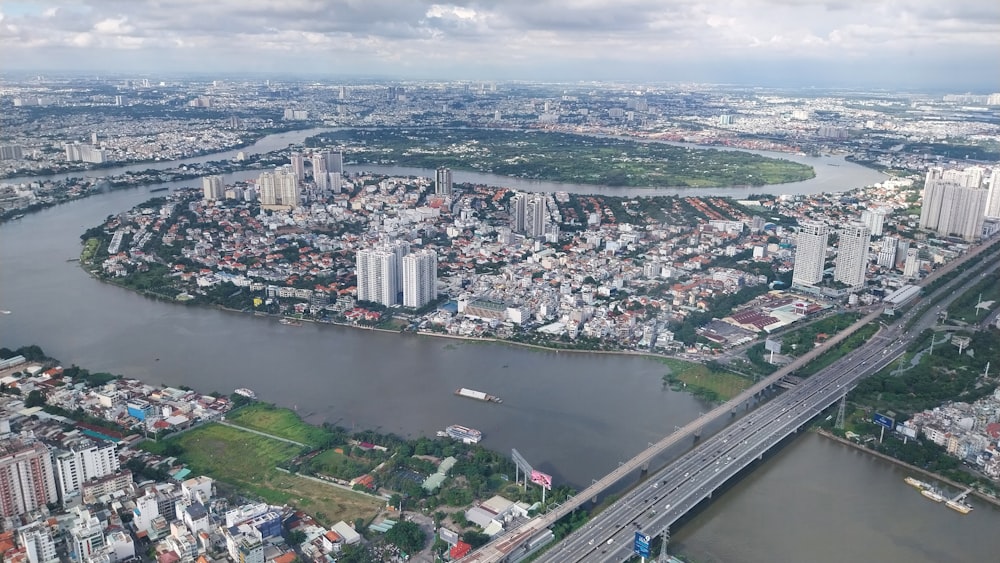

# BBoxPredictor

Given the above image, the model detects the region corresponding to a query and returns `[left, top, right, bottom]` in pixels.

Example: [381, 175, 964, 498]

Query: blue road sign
[633, 531, 651, 558]
[873, 413, 894, 429]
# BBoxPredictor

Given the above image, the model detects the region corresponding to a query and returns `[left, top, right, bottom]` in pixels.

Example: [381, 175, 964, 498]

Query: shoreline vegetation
[308, 128, 816, 188]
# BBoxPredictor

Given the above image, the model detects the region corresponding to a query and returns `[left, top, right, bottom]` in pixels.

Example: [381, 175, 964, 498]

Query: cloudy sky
[1, 1, 997, 89]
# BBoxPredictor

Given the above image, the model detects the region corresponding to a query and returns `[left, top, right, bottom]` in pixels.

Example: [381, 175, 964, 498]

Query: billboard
[530, 470, 553, 490]
[873, 413, 894, 429]
[633, 532, 651, 558]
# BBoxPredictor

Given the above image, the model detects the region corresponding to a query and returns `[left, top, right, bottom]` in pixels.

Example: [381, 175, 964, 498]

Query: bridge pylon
[659, 526, 670, 558]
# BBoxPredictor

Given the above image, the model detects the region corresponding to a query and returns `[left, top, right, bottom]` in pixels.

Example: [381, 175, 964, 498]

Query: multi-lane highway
[460, 239, 1000, 563]
[540, 325, 910, 562]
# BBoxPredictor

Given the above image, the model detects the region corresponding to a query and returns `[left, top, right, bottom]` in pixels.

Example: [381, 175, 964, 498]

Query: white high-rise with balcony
[834, 224, 871, 290]
[402, 249, 437, 308]
[55, 440, 120, 504]
[202, 175, 224, 201]
[984, 167, 1000, 218]
[0, 438, 58, 518]
[435, 167, 453, 195]
[861, 209, 886, 236]
[792, 221, 829, 287]
[920, 166, 990, 241]
[258, 167, 300, 209]
[357, 243, 410, 307]
[289, 152, 305, 181]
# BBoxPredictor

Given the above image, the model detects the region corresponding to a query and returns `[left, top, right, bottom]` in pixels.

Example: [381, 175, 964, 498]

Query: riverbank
[0, 124, 319, 182]
[815, 429, 1000, 508]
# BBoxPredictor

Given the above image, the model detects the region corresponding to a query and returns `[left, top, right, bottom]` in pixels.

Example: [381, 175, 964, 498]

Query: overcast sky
[1, 1, 998, 90]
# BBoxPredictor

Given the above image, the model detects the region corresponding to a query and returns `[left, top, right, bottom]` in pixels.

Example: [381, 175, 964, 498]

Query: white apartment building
[0, 438, 58, 518]
[402, 249, 438, 308]
[435, 167, 453, 195]
[920, 167, 989, 241]
[357, 248, 400, 306]
[69, 507, 106, 563]
[258, 167, 300, 209]
[202, 175, 224, 201]
[860, 209, 886, 236]
[55, 440, 120, 504]
[834, 224, 871, 290]
[984, 167, 1000, 218]
[791, 221, 829, 287]
[17, 521, 59, 563]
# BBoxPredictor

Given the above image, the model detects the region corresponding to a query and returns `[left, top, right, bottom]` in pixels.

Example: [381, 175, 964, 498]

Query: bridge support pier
[641, 461, 649, 474]
[694, 427, 702, 440]
[659, 526, 671, 558]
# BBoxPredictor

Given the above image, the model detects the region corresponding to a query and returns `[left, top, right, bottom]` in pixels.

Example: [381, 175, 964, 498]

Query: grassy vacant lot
[946, 270, 1000, 324]
[306, 449, 376, 481]
[80, 238, 100, 263]
[226, 403, 335, 447]
[660, 358, 752, 401]
[154, 423, 380, 525]
[310, 128, 815, 188]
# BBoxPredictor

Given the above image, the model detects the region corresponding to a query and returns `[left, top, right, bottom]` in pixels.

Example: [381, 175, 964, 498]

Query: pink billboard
[530, 470, 553, 489]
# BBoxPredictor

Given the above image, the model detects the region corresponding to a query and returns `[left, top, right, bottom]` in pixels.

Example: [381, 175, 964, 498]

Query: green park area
[142, 422, 382, 525]
[308, 128, 815, 188]
[660, 358, 753, 402]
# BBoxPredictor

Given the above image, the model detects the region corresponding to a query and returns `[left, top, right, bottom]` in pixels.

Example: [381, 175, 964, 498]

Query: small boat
[921, 487, 946, 502]
[445, 424, 482, 444]
[455, 387, 502, 403]
[904, 476, 929, 490]
[234, 388, 257, 400]
[945, 499, 973, 514]
[279, 318, 303, 326]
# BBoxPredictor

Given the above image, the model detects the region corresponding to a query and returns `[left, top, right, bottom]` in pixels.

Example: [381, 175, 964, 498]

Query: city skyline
[0, 1, 998, 90]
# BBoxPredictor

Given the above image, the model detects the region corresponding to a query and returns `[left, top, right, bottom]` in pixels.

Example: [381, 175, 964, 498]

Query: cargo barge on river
[455, 387, 502, 403]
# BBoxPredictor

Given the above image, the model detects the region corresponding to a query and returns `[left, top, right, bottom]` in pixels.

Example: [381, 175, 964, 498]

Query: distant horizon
[1, 68, 997, 96]
[2, 1, 998, 93]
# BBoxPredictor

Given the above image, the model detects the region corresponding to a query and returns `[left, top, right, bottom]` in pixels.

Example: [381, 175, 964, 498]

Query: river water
[1, 129, 993, 561]
[673, 433, 999, 563]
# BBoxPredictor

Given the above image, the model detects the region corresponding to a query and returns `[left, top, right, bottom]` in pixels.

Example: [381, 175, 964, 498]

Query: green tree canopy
[385, 521, 426, 554]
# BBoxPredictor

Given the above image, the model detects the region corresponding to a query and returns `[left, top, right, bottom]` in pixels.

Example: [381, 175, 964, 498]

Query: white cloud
[93, 17, 133, 35]
[0, 0, 995, 87]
